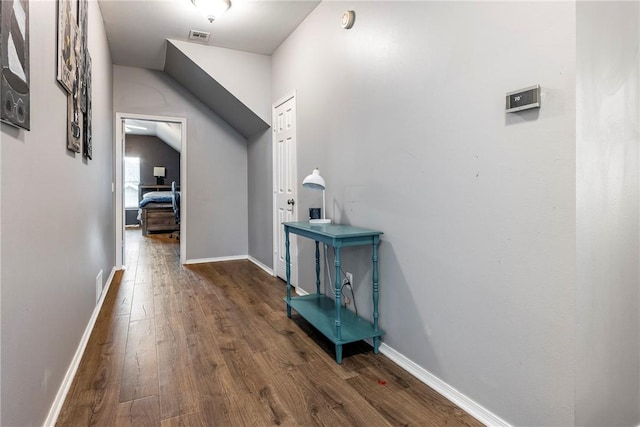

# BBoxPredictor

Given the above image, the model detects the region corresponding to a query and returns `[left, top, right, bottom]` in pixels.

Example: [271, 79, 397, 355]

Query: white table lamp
[153, 167, 166, 185]
[303, 168, 331, 224]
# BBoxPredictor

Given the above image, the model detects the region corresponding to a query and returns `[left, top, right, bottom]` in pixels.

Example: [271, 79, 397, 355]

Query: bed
[138, 191, 180, 236]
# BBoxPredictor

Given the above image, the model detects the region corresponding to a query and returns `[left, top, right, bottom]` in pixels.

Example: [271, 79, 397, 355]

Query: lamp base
[309, 219, 331, 224]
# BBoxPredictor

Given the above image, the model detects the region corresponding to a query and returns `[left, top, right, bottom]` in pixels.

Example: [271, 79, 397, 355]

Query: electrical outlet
[346, 272, 353, 285]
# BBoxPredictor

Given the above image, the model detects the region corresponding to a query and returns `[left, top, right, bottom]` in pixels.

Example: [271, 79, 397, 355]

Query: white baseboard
[248, 256, 274, 276]
[103, 267, 117, 302]
[184, 255, 248, 265]
[43, 266, 120, 427]
[379, 343, 510, 427]
[295, 286, 309, 296]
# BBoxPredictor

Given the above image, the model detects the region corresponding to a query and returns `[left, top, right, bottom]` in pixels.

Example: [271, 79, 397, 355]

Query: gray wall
[247, 129, 273, 267]
[576, 2, 640, 425]
[0, 1, 114, 425]
[168, 40, 272, 125]
[126, 134, 181, 187]
[270, 2, 577, 425]
[114, 65, 248, 261]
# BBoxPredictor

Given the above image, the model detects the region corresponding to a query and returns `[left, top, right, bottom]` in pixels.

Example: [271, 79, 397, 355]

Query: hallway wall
[576, 2, 640, 424]
[270, 2, 577, 424]
[247, 129, 273, 268]
[0, 1, 114, 424]
[114, 66, 249, 261]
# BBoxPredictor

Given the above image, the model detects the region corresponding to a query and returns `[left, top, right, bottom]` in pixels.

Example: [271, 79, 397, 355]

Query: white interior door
[273, 93, 297, 286]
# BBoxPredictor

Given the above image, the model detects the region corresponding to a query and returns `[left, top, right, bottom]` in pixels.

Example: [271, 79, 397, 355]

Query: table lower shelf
[284, 294, 384, 345]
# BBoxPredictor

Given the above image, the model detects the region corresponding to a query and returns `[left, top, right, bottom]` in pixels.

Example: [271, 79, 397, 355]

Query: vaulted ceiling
[97, 0, 321, 70]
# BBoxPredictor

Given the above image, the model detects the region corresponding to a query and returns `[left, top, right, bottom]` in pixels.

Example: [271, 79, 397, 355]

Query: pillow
[142, 191, 173, 199]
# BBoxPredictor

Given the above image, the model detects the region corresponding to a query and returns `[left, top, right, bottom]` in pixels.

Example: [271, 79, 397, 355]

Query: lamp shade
[153, 167, 166, 177]
[302, 168, 331, 224]
[302, 169, 326, 190]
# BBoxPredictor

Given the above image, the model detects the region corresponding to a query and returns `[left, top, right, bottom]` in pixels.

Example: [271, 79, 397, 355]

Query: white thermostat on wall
[506, 85, 541, 113]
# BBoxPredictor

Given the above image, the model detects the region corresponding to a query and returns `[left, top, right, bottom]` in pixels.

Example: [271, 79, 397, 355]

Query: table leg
[315, 241, 321, 294]
[372, 239, 380, 353]
[336, 344, 343, 364]
[285, 227, 291, 318]
[334, 246, 342, 343]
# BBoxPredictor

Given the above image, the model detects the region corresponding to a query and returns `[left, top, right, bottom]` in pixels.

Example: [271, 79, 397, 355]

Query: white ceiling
[125, 119, 182, 152]
[98, 0, 321, 70]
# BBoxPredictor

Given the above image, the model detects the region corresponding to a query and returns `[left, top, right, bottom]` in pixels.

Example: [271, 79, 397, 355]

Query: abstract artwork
[78, 0, 87, 111]
[57, 0, 77, 94]
[58, 0, 90, 156]
[67, 49, 82, 153]
[83, 53, 92, 159]
[1, 0, 30, 130]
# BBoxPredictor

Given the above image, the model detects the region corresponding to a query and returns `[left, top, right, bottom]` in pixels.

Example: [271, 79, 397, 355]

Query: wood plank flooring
[57, 230, 483, 426]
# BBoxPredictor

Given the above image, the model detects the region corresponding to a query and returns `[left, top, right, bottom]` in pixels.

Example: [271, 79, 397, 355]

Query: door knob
[287, 199, 295, 206]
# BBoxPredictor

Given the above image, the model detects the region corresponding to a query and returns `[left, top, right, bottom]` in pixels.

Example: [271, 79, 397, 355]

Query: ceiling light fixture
[191, 0, 231, 23]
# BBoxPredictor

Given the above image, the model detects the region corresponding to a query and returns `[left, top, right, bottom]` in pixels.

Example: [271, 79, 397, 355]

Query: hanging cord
[341, 279, 358, 316]
[325, 246, 358, 316]
[324, 243, 331, 293]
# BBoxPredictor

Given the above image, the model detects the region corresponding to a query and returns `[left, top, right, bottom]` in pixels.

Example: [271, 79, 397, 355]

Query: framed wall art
[83, 53, 92, 159]
[1, 0, 30, 130]
[67, 61, 82, 153]
[78, 0, 87, 110]
[57, 0, 77, 94]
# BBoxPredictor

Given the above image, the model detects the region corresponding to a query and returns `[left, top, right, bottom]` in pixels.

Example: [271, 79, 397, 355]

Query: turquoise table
[283, 221, 384, 364]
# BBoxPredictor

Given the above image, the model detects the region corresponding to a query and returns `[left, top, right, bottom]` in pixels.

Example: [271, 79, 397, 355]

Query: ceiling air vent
[188, 30, 211, 42]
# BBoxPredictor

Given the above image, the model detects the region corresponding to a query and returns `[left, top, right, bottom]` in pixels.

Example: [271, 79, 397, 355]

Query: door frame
[115, 112, 187, 267]
[272, 91, 298, 287]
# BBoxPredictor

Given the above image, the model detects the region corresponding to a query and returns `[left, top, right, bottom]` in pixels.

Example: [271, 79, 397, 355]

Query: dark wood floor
[57, 229, 482, 426]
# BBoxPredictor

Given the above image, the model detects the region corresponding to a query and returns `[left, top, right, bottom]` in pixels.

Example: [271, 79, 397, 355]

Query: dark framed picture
[78, 0, 88, 112]
[57, 0, 77, 94]
[1, 0, 30, 130]
[83, 53, 92, 159]
[67, 64, 82, 153]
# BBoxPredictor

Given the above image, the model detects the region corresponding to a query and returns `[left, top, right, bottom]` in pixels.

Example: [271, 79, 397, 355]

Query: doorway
[115, 113, 187, 268]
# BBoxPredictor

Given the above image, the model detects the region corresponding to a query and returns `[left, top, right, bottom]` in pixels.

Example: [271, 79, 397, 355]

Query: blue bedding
[139, 195, 173, 207]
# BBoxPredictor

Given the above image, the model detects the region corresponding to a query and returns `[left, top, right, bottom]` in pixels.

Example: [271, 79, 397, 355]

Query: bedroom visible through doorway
[115, 113, 187, 268]
[123, 118, 182, 261]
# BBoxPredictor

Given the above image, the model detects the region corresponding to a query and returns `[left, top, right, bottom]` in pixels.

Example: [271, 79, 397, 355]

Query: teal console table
[283, 221, 384, 364]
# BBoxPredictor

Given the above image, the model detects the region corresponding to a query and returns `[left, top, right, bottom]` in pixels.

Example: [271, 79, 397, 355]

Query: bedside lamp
[153, 167, 166, 185]
[303, 168, 331, 224]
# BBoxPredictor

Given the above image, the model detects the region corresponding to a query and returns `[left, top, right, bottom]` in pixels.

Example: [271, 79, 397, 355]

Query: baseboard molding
[184, 255, 248, 265]
[184, 255, 276, 276]
[43, 266, 120, 427]
[248, 256, 274, 276]
[379, 343, 510, 427]
[295, 286, 309, 296]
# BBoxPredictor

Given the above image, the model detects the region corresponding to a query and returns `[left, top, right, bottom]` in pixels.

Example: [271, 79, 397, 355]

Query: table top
[283, 221, 383, 239]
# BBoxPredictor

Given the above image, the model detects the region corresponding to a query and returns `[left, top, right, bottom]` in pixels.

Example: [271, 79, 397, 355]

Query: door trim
[272, 91, 298, 286]
[115, 112, 187, 267]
